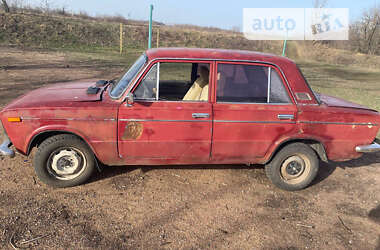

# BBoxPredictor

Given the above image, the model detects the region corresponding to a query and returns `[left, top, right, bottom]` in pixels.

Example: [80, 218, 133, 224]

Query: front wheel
[265, 143, 319, 191]
[33, 134, 95, 188]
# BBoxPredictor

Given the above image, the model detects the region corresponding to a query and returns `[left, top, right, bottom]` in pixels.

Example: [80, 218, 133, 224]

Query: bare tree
[41, 0, 50, 13]
[1, 0, 10, 12]
[350, 7, 380, 54]
[362, 8, 380, 54]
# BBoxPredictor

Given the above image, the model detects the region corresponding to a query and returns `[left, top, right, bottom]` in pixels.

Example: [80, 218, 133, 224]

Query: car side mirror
[126, 92, 134, 107]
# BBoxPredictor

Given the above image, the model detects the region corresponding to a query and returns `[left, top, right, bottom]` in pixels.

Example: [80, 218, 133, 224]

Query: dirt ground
[0, 47, 379, 250]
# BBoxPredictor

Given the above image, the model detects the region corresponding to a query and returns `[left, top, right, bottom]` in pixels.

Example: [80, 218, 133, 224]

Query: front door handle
[192, 113, 210, 119]
[278, 114, 294, 120]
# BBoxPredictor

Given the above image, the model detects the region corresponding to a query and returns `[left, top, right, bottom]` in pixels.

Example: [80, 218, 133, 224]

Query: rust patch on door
[122, 121, 143, 140]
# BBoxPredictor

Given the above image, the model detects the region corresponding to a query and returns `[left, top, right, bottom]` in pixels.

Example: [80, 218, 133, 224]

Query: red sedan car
[1, 48, 379, 190]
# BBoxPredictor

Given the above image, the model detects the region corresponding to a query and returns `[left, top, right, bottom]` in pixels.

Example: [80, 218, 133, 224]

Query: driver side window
[133, 62, 210, 102]
[134, 64, 157, 100]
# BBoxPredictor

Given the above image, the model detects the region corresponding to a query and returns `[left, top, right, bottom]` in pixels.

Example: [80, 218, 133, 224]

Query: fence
[119, 23, 161, 55]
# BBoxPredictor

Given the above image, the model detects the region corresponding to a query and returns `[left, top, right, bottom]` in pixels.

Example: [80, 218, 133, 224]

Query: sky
[21, 0, 380, 30]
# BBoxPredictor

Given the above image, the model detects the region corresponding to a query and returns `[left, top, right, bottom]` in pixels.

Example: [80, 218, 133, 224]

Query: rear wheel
[265, 143, 319, 191]
[33, 134, 95, 188]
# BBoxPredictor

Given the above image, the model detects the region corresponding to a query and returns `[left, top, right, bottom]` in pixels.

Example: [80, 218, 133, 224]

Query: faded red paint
[0, 48, 379, 166]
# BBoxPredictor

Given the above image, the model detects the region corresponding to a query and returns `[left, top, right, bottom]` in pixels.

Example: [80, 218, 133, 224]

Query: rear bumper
[355, 141, 380, 153]
[0, 133, 15, 158]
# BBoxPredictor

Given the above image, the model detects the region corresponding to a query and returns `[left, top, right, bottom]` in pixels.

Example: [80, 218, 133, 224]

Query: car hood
[2, 80, 105, 110]
[318, 93, 377, 112]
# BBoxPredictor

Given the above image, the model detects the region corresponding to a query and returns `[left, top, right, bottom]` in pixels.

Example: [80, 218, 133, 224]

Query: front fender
[26, 125, 94, 155]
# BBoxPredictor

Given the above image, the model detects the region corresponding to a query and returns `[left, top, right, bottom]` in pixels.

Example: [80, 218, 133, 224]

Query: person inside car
[183, 65, 209, 101]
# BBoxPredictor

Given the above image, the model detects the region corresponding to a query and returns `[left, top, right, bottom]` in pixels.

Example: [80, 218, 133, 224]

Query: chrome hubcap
[48, 148, 86, 180]
[286, 160, 303, 176]
[280, 155, 310, 184]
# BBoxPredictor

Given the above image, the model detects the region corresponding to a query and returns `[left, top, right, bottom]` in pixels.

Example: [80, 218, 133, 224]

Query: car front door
[212, 62, 297, 163]
[118, 60, 214, 164]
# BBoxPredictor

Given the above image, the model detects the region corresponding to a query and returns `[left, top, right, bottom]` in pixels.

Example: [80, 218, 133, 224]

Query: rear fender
[265, 136, 328, 164]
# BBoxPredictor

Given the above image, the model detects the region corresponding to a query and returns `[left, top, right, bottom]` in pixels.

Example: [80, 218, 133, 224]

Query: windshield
[110, 54, 147, 98]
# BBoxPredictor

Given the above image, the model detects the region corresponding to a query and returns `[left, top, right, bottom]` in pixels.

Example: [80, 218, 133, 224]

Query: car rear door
[211, 61, 297, 163]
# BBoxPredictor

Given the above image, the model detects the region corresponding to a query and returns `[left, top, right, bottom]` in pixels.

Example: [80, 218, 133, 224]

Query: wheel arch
[265, 138, 328, 164]
[27, 130, 96, 157]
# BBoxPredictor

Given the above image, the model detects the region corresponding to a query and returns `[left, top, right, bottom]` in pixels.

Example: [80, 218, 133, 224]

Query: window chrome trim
[156, 62, 160, 101]
[215, 102, 293, 105]
[135, 100, 208, 103]
[215, 63, 292, 105]
[267, 67, 271, 103]
[125, 57, 298, 105]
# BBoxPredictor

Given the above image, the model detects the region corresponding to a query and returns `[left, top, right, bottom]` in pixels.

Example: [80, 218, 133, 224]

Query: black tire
[33, 134, 95, 188]
[265, 143, 319, 191]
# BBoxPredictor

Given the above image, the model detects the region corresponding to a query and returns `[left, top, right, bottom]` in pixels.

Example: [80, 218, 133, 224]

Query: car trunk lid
[318, 93, 377, 112]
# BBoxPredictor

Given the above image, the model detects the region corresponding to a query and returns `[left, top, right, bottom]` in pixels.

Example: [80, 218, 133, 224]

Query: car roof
[145, 48, 295, 66]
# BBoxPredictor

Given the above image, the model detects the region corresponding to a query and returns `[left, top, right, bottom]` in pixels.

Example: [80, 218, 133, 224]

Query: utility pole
[282, 30, 288, 57]
[120, 23, 123, 55]
[148, 4, 154, 49]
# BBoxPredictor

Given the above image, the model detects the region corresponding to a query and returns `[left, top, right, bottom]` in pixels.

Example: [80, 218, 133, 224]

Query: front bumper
[0, 136, 15, 158]
[0, 121, 15, 158]
[355, 140, 380, 153]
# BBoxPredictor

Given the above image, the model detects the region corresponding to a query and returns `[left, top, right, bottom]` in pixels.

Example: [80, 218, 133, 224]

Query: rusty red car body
[1, 48, 379, 189]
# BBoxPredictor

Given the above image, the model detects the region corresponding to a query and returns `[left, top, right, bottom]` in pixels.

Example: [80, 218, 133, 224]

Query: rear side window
[216, 63, 291, 104]
[270, 69, 291, 103]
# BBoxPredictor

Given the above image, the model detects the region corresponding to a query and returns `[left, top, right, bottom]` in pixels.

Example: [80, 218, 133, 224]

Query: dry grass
[291, 41, 380, 69]
[0, 12, 283, 54]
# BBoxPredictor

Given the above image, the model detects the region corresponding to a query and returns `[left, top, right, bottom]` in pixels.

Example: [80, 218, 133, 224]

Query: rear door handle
[192, 113, 210, 119]
[278, 114, 294, 120]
